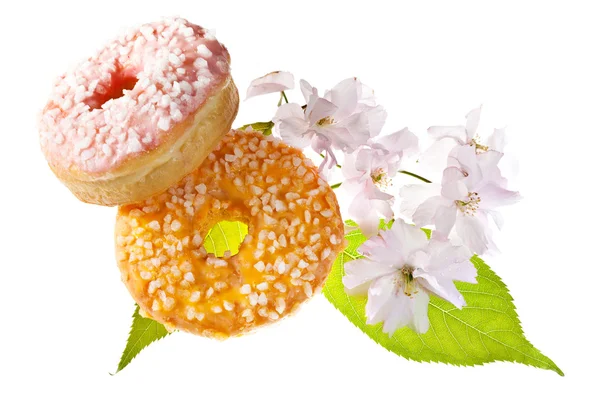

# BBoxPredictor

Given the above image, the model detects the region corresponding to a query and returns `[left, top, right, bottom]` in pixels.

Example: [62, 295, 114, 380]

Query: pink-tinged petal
[488, 127, 506, 152]
[358, 212, 383, 238]
[329, 78, 360, 120]
[382, 154, 402, 179]
[441, 167, 469, 200]
[442, 166, 467, 185]
[273, 101, 304, 121]
[358, 82, 377, 106]
[423, 241, 477, 284]
[441, 179, 468, 201]
[348, 188, 393, 238]
[381, 292, 414, 334]
[343, 258, 396, 295]
[340, 175, 367, 198]
[364, 105, 387, 137]
[373, 188, 395, 204]
[389, 219, 429, 261]
[406, 250, 430, 271]
[450, 145, 483, 190]
[465, 105, 482, 141]
[273, 104, 311, 147]
[349, 204, 379, 239]
[353, 147, 375, 175]
[482, 226, 501, 255]
[455, 213, 488, 255]
[299, 79, 317, 103]
[359, 228, 404, 265]
[337, 112, 371, 148]
[398, 184, 442, 220]
[419, 139, 461, 181]
[310, 133, 332, 153]
[428, 125, 468, 145]
[445, 259, 478, 284]
[426, 240, 473, 272]
[477, 150, 506, 187]
[478, 183, 522, 209]
[279, 126, 312, 148]
[417, 274, 466, 309]
[278, 125, 312, 148]
[365, 275, 397, 324]
[412, 195, 444, 227]
[245, 71, 295, 99]
[373, 127, 419, 155]
[306, 96, 338, 126]
[366, 275, 416, 335]
[410, 290, 430, 334]
[434, 204, 458, 236]
[479, 149, 503, 167]
[341, 151, 364, 180]
[310, 135, 338, 173]
[484, 209, 504, 230]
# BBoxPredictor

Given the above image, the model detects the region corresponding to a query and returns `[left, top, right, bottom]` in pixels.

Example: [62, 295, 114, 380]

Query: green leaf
[113, 306, 170, 374]
[203, 220, 248, 257]
[323, 226, 563, 376]
[238, 121, 274, 136]
[114, 221, 248, 373]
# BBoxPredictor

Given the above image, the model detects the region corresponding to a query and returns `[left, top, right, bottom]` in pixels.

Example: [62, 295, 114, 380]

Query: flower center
[469, 135, 489, 154]
[371, 168, 391, 189]
[455, 192, 481, 216]
[395, 265, 418, 297]
[316, 116, 334, 126]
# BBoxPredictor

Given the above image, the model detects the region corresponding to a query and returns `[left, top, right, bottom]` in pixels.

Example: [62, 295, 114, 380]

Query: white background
[0, 0, 597, 399]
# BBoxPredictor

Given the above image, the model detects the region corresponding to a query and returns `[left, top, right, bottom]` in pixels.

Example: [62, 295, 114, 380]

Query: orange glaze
[115, 130, 345, 338]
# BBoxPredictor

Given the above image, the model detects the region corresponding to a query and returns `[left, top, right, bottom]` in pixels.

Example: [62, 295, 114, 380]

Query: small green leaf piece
[114, 306, 170, 374]
[323, 225, 563, 376]
[238, 121, 274, 136]
[203, 220, 249, 257]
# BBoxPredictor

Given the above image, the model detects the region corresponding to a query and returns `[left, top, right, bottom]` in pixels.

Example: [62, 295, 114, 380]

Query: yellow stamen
[455, 192, 481, 216]
[316, 116, 334, 126]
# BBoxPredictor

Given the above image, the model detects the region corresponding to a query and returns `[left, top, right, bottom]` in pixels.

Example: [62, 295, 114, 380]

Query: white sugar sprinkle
[303, 282, 313, 297]
[190, 291, 200, 302]
[195, 183, 207, 194]
[254, 261, 266, 272]
[197, 44, 213, 58]
[320, 210, 333, 218]
[249, 292, 259, 306]
[258, 293, 267, 306]
[274, 282, 287, 293]
[223, 301, 234, 311]
[240, 284, 251, 294]
[184, 272, 195, 282]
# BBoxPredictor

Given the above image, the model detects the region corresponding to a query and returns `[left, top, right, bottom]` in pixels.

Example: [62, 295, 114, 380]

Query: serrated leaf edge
[323, 238, 564, 376]
[112, 306, 171, 374]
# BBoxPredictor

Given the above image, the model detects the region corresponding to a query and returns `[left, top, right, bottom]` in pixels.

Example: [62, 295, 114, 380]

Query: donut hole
[84, 67, 139, 110]
[203, 220, 249, 257]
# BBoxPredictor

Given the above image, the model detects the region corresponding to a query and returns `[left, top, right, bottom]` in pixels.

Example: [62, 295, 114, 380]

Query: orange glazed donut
[115, 130, 345, 337]
[39, 17, 239, 206]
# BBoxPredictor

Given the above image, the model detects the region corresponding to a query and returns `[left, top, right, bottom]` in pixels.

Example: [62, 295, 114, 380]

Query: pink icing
[39, 17, 231, 175]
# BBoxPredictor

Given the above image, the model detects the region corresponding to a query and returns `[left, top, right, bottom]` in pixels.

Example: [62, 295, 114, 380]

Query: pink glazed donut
[39, 17, 239, 206]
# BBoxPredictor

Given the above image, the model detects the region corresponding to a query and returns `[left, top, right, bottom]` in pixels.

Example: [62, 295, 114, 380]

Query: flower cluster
[245, 72, 521, 335]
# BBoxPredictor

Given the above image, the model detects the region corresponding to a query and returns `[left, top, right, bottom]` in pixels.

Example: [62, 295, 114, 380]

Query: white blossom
[343, 219, 476, 334]
[341, 128, 418, 237]
[409, 146, 521, 255]
[273, 78, 387, 172]
[428, 105, 505, 154]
